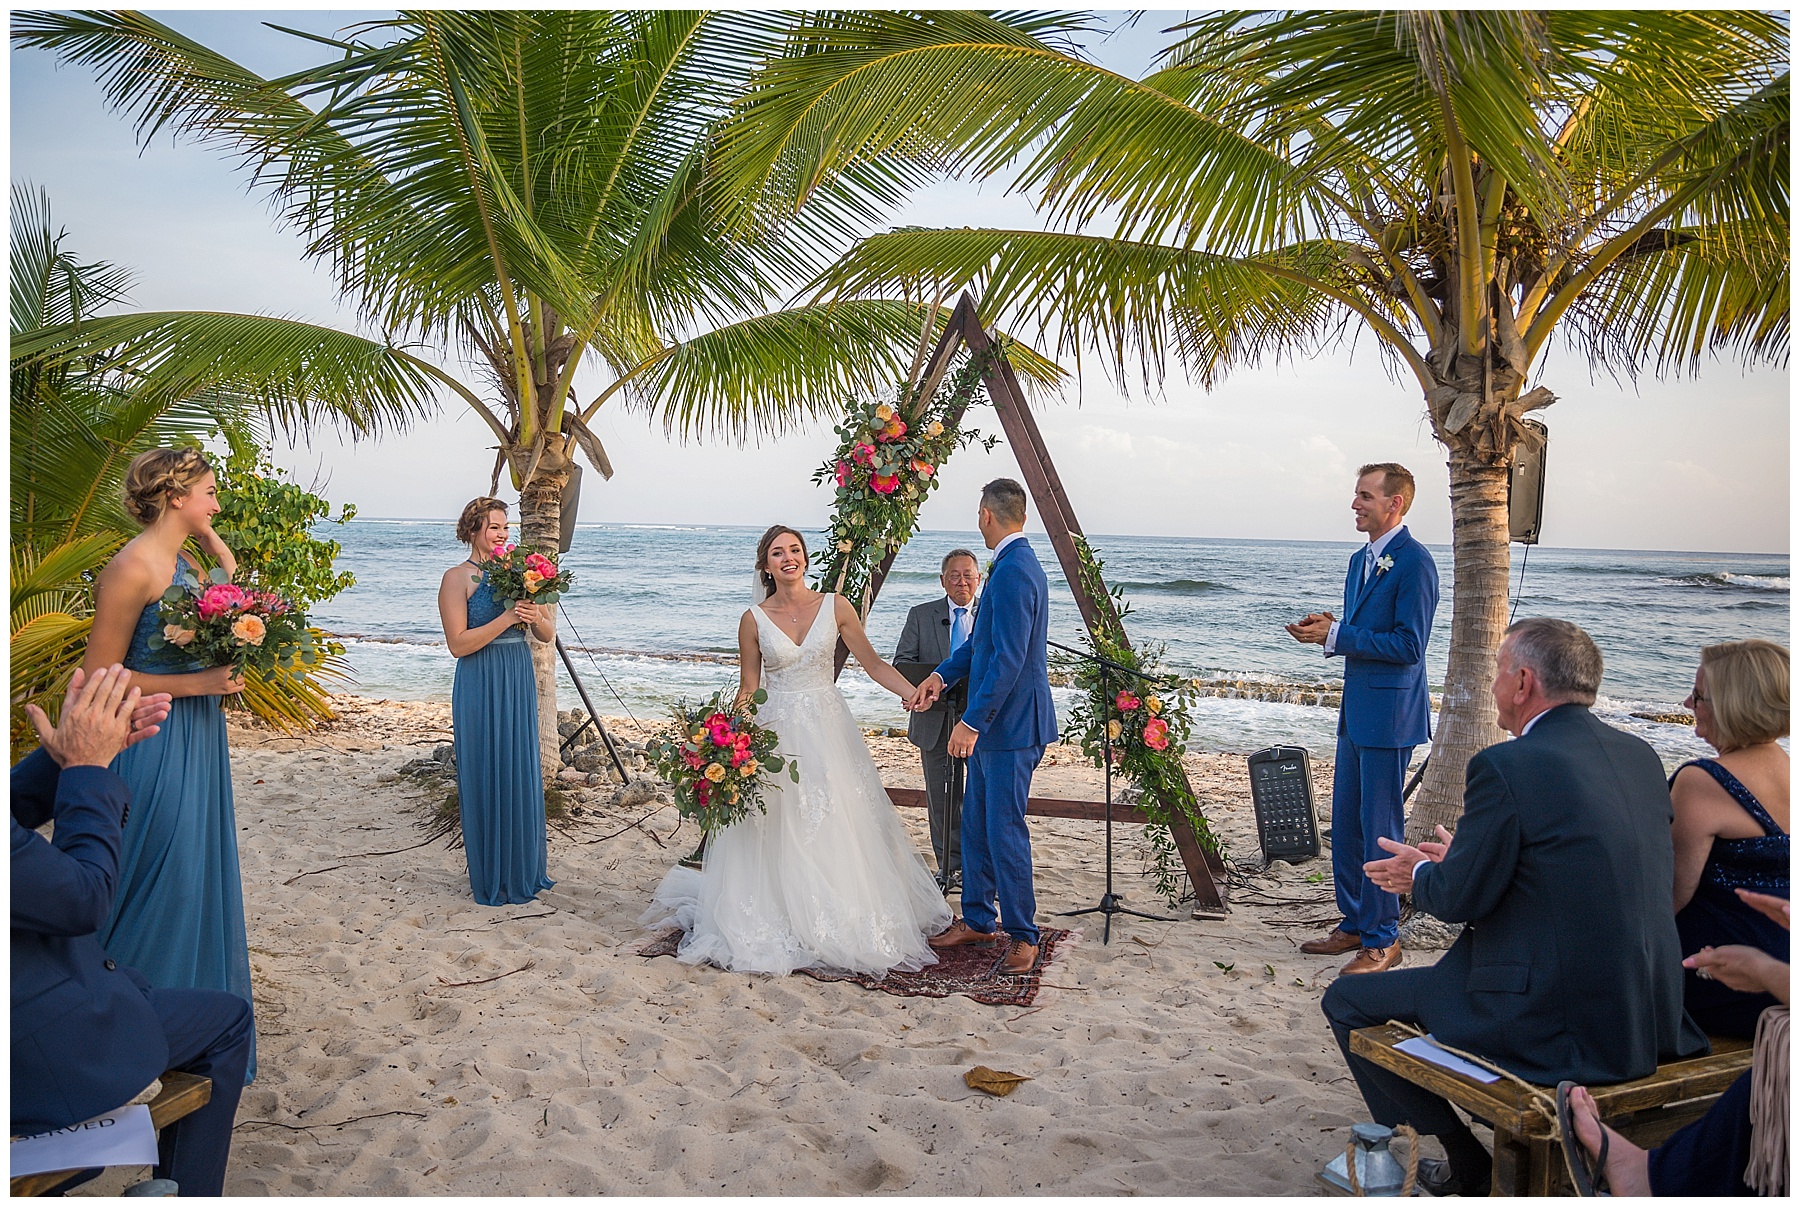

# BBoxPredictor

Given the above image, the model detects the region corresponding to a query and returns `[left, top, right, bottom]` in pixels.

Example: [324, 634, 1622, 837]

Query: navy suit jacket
[12, 749, 168, 1134]
[1329, 525, 1438, 748]
[933, 537, 1057, 751]
[1412, 705, 1709, 1084]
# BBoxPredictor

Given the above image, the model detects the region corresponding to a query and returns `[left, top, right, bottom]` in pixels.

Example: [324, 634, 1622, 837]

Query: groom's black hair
[979, 478, 1027, 526]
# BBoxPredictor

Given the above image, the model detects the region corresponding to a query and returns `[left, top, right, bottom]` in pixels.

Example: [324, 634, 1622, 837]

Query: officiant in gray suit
[894, 549, 982, 888]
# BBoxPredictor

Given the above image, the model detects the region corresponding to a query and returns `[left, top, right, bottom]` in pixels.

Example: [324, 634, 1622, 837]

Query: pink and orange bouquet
[648, 688, 797, 835]
[479, 543, 574, 608]
[148, 569, 317, 675]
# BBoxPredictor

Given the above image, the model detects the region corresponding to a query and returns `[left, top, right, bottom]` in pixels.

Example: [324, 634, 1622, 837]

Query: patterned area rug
[637, 926, 1076, 1008]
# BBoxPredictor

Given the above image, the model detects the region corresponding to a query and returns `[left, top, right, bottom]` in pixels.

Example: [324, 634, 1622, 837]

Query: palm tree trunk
[518, 464, 570, 780]
[1407, 450, 1510, 841]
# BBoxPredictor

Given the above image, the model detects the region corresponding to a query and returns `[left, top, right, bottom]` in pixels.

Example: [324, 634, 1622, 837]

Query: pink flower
[683, 749, 705, 770]
[196, 583, 250, 620]
[834, 460, 852, 488]
[850, 442, 876, 467]
[871, 473, 899, 495]
[1143, 717, 1170, 751]
[878, 418, 908, 442]
[910, 459, 934, 478]
[1115, 690, 1140, 712]
[730, 748, 747, 767]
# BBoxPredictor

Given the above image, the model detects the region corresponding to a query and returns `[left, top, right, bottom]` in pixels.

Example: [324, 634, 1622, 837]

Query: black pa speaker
[558, 461, 583, 555]
[1508, 420, 1548, 545]
[1248, 746, 1322, 862]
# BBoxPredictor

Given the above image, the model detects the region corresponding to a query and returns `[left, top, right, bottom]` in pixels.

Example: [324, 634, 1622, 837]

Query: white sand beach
[78, 697, 1452, 1196]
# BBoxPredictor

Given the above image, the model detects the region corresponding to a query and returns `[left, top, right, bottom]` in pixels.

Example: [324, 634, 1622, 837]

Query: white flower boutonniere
[1375, 554, 1396, 575]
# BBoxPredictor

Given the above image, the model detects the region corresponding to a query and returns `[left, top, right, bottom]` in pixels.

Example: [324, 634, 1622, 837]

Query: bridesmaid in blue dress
[1670, 639, 1789, 1038]
[437, 497, 556, 905]
[86, 448, 256, 1081]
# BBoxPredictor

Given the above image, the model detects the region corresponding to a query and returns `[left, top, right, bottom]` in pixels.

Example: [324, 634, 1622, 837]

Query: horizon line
[338, 517, 1789, 561]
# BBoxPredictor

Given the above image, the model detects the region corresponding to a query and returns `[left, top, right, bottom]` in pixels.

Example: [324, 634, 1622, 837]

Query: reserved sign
[11, 1104, 159, 1178]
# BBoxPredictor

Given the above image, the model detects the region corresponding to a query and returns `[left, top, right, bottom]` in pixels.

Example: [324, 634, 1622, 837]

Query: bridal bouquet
[147, 568, 318, 675]
[649, 688, 798, 835]
[480, 543, 574, 607]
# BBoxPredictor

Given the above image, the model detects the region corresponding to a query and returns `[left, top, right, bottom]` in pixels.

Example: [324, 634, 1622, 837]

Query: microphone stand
[1047, 638, 1180, 943]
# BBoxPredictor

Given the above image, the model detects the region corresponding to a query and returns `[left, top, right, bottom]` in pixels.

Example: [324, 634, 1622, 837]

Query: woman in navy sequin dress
[437, 498, 555, 905]
[86, 448, 257, 1081]
[1671, 639, 1789, 1038]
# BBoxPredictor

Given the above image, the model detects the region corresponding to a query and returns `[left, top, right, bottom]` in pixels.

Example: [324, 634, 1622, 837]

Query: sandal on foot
[1557, 1081, 1610, 1196]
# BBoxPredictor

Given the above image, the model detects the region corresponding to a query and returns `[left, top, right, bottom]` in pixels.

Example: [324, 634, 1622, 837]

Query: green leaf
[751, 687, 768, 705]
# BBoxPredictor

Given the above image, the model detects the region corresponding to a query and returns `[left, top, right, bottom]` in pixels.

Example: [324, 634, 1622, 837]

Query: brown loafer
[1339, 943, 1403, 976]
[1300, 926, 1363, 956]
[929, 919, 1003, 949]
[999, 940, 1040, 975]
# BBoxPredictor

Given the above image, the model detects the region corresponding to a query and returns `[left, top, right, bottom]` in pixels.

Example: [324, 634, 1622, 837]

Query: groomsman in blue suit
[909, 479, 1058, 975]
[1286, 463, 1439, 976]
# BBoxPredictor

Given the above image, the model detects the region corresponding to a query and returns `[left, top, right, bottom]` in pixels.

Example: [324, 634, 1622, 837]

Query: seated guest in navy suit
[13, 665, 254, 1197]
[1323, 619, 1707, 1197]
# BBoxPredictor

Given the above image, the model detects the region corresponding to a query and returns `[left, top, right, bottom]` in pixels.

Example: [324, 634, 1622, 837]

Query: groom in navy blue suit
[1287, 463, 1439, 976]
[909, 479, 1058, 975]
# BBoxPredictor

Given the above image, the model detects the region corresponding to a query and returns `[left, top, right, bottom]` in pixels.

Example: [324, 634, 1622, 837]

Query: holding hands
[1363, 824, 1455, 894]
[1286, 611, 1335, 646]
[25, 665, 173, 769]
[905, 672, 944, 713]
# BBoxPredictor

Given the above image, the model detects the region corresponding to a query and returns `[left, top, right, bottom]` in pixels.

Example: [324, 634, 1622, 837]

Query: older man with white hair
[1320, 618, 1708, 1197]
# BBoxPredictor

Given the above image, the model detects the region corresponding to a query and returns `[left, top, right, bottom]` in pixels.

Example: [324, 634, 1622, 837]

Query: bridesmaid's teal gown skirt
[103, 557, 257, 1083]
[454, 574, 554, 906]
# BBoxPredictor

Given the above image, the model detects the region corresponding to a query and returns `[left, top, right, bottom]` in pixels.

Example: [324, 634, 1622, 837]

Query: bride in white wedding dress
[641, 526, 952, 975]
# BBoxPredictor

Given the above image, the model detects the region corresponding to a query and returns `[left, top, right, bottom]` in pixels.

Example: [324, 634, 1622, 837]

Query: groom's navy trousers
[934, 536, 1058, 945]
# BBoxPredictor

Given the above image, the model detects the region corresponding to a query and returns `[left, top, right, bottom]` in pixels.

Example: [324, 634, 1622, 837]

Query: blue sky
[11, 10, 1790, 553]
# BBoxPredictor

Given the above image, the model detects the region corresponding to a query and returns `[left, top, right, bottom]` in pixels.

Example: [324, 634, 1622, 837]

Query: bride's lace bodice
[749, 594, 839, 694]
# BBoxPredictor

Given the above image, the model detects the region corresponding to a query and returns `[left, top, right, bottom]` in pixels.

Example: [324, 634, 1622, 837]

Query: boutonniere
[985, 560, 996, 577]
[1375, 554, 1395, 575]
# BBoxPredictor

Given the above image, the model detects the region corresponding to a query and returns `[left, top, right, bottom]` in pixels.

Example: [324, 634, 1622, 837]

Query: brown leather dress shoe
[1339, 943, 1403, 975]
[929, 919, 1003, 949]
[1300, 926, 1363, 956]
[999, 940, 1040, 975]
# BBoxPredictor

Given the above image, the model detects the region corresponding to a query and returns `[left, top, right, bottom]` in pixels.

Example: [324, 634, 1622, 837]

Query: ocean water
[311, 521, 1789, 768]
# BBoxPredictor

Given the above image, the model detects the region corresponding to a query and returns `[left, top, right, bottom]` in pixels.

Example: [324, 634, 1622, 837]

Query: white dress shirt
[992, 530, 1028, 557]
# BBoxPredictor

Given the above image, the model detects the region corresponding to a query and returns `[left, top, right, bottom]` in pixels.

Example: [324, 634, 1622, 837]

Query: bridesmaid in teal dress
[437, 497, 556, 905]
[86, 448, 256, 1081]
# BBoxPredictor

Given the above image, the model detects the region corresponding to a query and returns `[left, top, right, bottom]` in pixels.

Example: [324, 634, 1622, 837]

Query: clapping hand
[1285, 611, 1334, 645]
[25, 666, 171, 769]
[1685, 944, 1789, 1001]
[1737, 888, 1791, 932]
[1363, 826, 1453, 894]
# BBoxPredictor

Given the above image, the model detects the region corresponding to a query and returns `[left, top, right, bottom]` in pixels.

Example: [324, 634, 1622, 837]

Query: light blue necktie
[950, 605, 969, 655]
[1362, 545, 1376, 585]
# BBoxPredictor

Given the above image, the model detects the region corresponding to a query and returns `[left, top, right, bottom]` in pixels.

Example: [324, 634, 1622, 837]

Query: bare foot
[1569, 1085, 1654, 1196]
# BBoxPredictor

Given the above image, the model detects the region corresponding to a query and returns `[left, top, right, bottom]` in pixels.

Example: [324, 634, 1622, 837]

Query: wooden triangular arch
[839, 293, 1228, 916]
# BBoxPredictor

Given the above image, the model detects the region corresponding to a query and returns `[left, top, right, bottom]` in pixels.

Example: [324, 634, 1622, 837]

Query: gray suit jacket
[894, 596, 973, 749]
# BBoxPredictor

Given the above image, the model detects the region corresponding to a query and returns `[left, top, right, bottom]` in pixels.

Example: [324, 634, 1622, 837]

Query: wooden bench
[11, 1072, 212, 1197]
[1349, 1025, 1753, 1195]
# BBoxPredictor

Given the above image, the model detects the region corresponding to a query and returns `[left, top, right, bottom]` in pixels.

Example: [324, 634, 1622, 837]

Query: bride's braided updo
[755, 525, 809, 598]
[122, 447, 213, 526]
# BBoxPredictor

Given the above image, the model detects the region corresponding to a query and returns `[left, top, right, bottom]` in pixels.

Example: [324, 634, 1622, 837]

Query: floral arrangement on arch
[648, 687, 798, 835]
[1057, 535, 1225, 906]
[148, 568, 318, 677]
[810, 351, 996, 609]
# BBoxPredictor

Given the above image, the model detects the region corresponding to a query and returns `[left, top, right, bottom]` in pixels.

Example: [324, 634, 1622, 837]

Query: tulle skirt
[104, 693, 257, 1083]
[453, 635, 554, 906]
[642, 680, 951, 976]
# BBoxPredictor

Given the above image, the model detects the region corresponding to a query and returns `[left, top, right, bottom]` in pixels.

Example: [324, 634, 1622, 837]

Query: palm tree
[723, 10, 1790, 835]
[14, 9, 1080, 770]
[11, 183, 443, 739]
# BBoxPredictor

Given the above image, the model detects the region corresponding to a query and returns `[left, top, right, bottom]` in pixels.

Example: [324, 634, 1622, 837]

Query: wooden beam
[885, 785, 1154, 825]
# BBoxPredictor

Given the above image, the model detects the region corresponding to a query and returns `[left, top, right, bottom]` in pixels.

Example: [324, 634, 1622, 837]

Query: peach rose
[704, 763, 727, 782]
[163, 623, 197, 647]
[231, 615, 266, 646]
